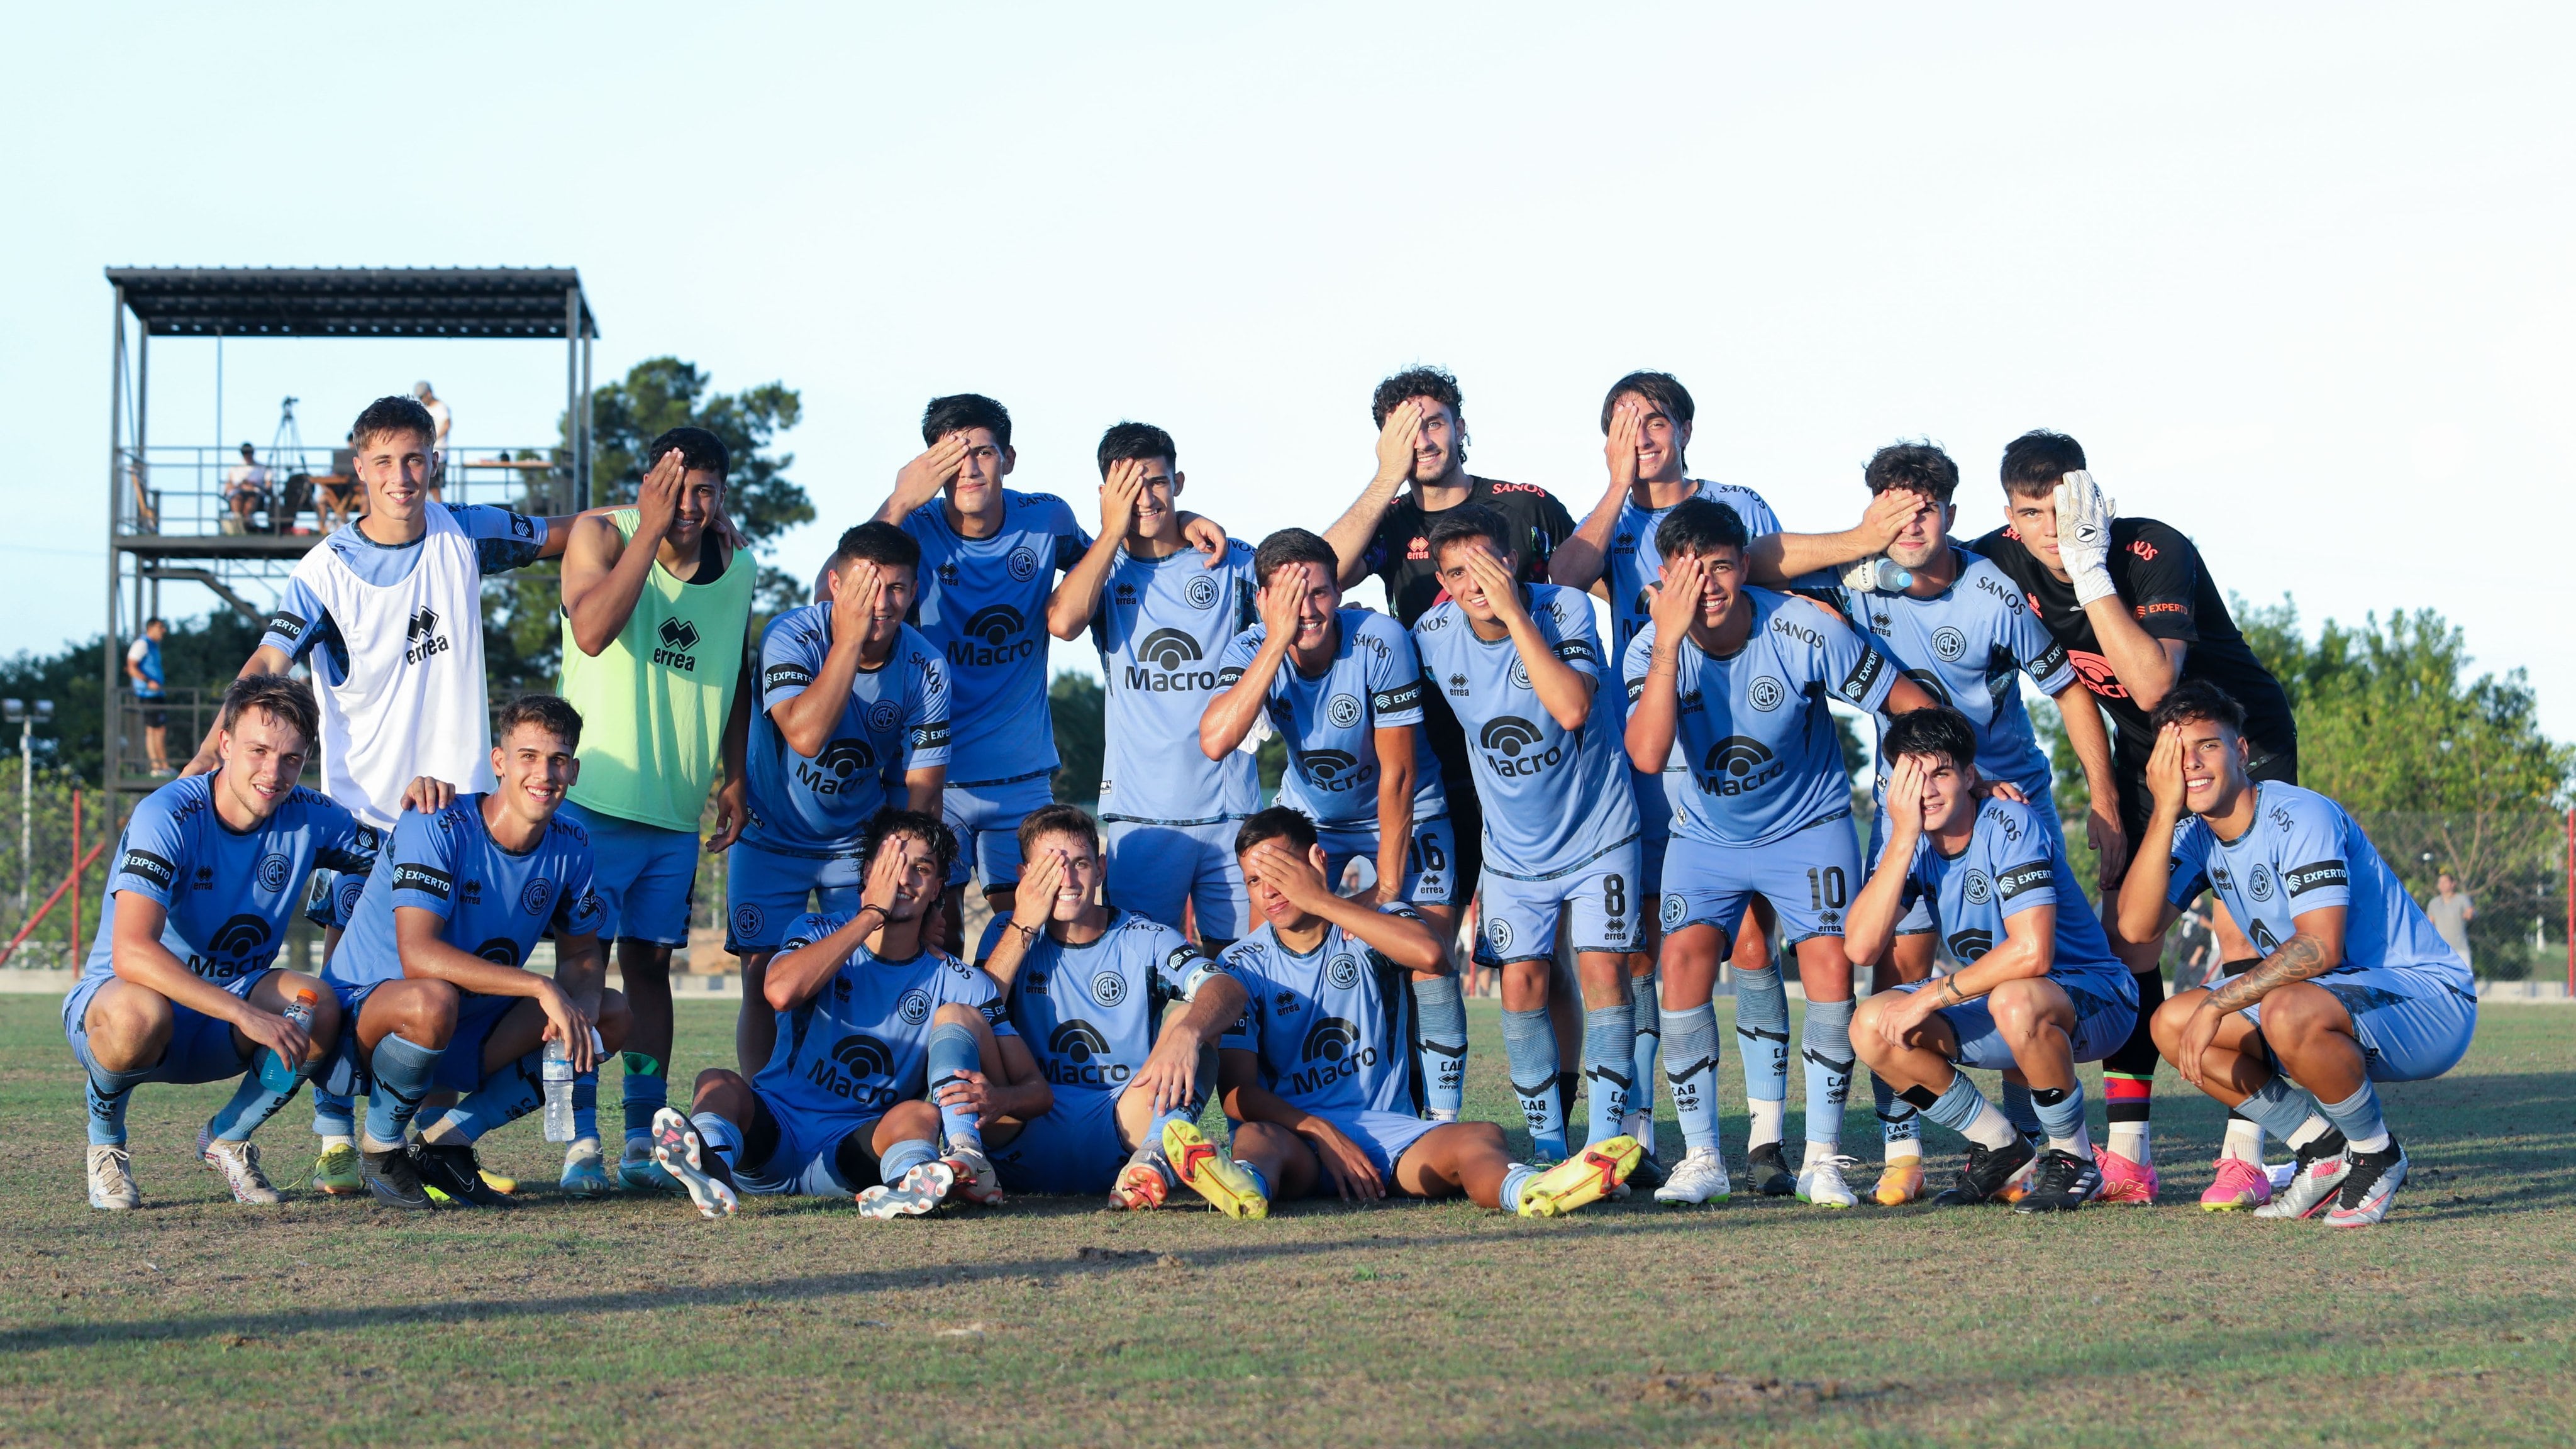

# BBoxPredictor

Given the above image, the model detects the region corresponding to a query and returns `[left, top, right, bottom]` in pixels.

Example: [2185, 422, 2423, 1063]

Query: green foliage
[1050, 672, 1104, 804]
[0, 611, 270, 786]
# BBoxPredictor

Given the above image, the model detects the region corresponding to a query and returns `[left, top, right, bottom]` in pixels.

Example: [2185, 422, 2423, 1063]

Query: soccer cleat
[1108, 1153, 1172, 1211]
[477, 1167, 519, 1196]
[2255, 1131, 2351, 1221]
[359, 1145, 435, 1210]
[560, 1141, 614, 1199]
[1931, 1137, 2036, 1207]
[2199, 1155, 2273, 1211]
[1653, 1146, 1733, 1206]
[416, 1143, 515, 1208]
[854, 1160, 956, 1219]
[648, 1108, 737, 1219]
[1872, 1157, 1926, 1206]
[618, 1136, 679, 1193]
[2324, 1143, 2407, 1228]
[1743, 1141, 1796, 1197]
[2089, 1146, 2159, 1204]
[943, 1145, 1005, 1207]
[1995, 1151, 2041, 1204]
[310, 1142, 364, 1196]
[2012, 1148, 2102, 1214]
[197, 1130, 282, 1205]
[1519, 1134, 1643, 1218]
[87, 1144, 140, 1211]
[1163, 1120, 1268, 1220]
[1796, 1155, 1862, 1209]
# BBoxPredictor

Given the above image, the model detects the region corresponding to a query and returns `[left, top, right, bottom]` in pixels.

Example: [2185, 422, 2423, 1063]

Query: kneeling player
[2119, 682, 2474, 1226]
[1216, 808, 1640, 1216]
[321, 696, 631, 1208]
[654, 809, 1051, 1218]
[979, 804, 1252, 1209]
[1846, 709, 2138, 1213]
[67, 674, 375, 1208]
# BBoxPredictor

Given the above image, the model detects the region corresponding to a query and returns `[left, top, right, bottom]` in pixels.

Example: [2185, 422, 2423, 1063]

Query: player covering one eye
[975, 805, 1253, 1211]
[1199, 528, 1470, 1126]
[1845, 709, 2139, 1213]
[1621, 497, 1936, 1208]
[1216, 808, 1640, 1217]
[2118, 682, 2475, 1226]
[653, 809, 1051, 1219]
[66, 675, 376, 1209]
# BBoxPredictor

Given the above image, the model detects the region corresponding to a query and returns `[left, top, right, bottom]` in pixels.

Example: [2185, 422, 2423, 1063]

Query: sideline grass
[1, 996, 2568, 1446]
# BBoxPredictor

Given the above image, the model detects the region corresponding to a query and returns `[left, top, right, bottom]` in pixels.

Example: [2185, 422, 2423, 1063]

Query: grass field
[1, 994, 2568, 1448]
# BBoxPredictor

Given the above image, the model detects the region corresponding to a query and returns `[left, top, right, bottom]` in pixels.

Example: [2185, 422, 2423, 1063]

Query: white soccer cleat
[197, 1131, 282, 1205]
[87, 1144, 140, 1211]
[943, 1145, 1004, 1206]
[855, 1160, 956, 1219]
[1653, 1146, 1733, 1206]
[2324, 1145, 2407, 1229]
[648, 1108, 738, 1219]
[1796, 1155, 1862, 1209]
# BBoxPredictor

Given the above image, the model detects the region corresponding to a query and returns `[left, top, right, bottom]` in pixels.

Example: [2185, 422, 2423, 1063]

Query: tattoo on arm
[2207, 932, 2336, 1014]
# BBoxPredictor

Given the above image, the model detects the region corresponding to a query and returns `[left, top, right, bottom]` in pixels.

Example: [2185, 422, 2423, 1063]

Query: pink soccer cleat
[2198, 1155, 2272, 1211]
[2090, 1146, 2160, 1205]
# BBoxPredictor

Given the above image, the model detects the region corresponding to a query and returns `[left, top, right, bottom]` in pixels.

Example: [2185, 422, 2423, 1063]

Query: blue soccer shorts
[64, 967, 270, 1087]
[1104, 818, 1250, 940]
[944, 774, 1054, 893]
[1660, 816, 1863, 946]
[560, 802, 698, 947]
[1315, 813, 1463, 910]
[724, 839, 863, 955]
[990, 1085, 1130, 1196]
[1473, 840, 1645, 966]
[2245, 965, 2478, 1082]
[1892, 970, 2139, 1070]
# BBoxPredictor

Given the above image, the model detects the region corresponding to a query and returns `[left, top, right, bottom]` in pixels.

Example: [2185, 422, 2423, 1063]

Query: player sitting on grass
[2119, 682, 2476, 1226]
[652, 809, 1050, 1219]
[1214, 807, 1641, 1218]
[977, 804, 1252, 1209]
[67, 674, 377, 1209]
[1845, 708, 2139, 1213]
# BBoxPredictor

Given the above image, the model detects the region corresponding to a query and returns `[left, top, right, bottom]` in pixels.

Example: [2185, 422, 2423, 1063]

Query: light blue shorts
[1660, 815, 1862, 945]
[991, 1085, 1130, 1196]
[560, 802, 698, 947]
[319, 981, 519, 1097]
[724, 839, 863, 954]
[1474, 840, 1645, 966]
[1280, 1105, 1441, 1185]
[734, 1092, 881, 1197]
[1315, 813, 1462, 910]
[2246, 965, 2479, 1083]
[1896, 970, 2138, 1070]
[1104, 818, 1250, 941]
[945, 774, 1055, 892]
[64, 967, 268, 1087]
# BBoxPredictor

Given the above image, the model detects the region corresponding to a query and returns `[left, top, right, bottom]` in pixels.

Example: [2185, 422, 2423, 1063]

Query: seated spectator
[223, 443, 269, 533]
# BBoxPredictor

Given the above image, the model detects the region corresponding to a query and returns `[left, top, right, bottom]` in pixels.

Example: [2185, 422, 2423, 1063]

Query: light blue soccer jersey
[1411, 584, 1640, 879]
[258, 504, 547, 682]
[1604, 482, 1783, 663]
[744, 607, 952, 855]
[1621, 589, 1897, 849]
[1218, 608, 1448, 830]
[2165, 783, 2472, 991]
[755, 911, 1016, 1135]
[902, 491, 1090, 786]
[79, 775, 378, 989]
[1896, 796, 2128, 992]
[1794, 548, 2074, 798]
[1008, 911, 1221, 1091]
[323, 797, 606, 988]
[1093, 541, 1259, 824]
[1219, 905, 1421, 1117]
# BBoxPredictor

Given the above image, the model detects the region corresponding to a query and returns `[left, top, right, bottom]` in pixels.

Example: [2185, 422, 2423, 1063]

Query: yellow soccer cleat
[478, 1167, 519, 1196]
[1874, 1158, 1926, 1206]
[310, 1142, 365, 1196]
[1519, 1134, 1643, 1218]
[1162, 1120, 1267, 1221]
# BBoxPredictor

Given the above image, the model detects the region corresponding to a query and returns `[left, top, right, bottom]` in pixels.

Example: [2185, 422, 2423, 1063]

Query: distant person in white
[2424, 872, 2473, 969]
[224, 443, 269, 533]
[413, 381, 452, 504]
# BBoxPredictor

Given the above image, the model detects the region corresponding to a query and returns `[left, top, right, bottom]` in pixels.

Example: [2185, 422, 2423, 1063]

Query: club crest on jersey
[402, 606, 450, 664]
[1748, 676, 1786, 713]
[521, 877, 554, 918]
[1184, 575, 1220, 609]
[655, 616, 701, 670]
[952, 606, 1035, 669]
[1931, 626, 1968, 663]
[1696, 736, 1781, 796]
[867, 699, 901, 735]
[250, 852, 290, 894]
[1962, 870, 1993, 905]
[897, 988, 933, 1025]
[333, 874, 364, 921]
[2247, 864, 2275, 901]
[1326, 953, 1361, 989]
[1092, 970, 1129, 1007]
[1326, 693, 1363, 728]
[1006, 545, 1040, 581]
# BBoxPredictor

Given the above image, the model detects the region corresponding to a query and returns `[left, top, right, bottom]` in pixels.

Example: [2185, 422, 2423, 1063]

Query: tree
[1050, 672, 1105, 805]
[0, 610, 269, 786]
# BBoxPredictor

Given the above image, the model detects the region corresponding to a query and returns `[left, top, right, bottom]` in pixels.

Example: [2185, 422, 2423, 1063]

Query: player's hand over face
[830, 560, 884, 645]
[2086, 809, 2129, 894]
[236, 1006, 313, 1071]
[1604, 399, 1644, 491]
[893, 436, 969, 513]
[1373, 400, 1424, 485]
[1245, 841, 1331, 915]
[1648, 553, 1706, 641]
[1858, 487, 1929, 553]
[1009, 848, 1066, 931]
[1884, 755, 1929, 841]
[704, 778, 748, 854]
[1180, 512, 1230, 567]
[935, 1067, 996, 1126]
[1302, 1118, 1386, 1201]
[636, 448, 687, 541]
[2145, 724, 2188, 819]
[539, 982, 599, 1074]
[1459, 546, 1526, 626]
[858, 837, 911, 921]
[401, 777, 457, 815]
[1097, 458, 1145, 541]
[1256, 568, 1306, 645]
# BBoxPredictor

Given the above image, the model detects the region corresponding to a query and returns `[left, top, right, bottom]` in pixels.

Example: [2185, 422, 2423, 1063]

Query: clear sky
[4, 4, 2568, 731]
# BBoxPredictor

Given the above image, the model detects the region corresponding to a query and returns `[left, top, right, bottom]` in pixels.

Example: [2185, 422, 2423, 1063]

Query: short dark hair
[922, 393, 1012, 449]
[143, 616, 167, 630]
[238, 443, 257, 459]
[862, 806, 957, 880]
[1096, 421, 1175, 477]
[1424, 502, 1513, 564]
[1016, 802, 1101, 862]
[646, 426, 730, 480]
[1252, 528, 1339, 587]
[2149, 679, 2246, 735]
[495, 693, 584, 752]
[1234, 804, 1319, 858]
[1370, 365, 1465, 431]
[830, 520, 920, 574]
[1864, 441, 1959, 504]
[218, 673, 318, 749]
[1880, 706, 1978, 773]
[350, 396, 438, 453]
[1652, 496, 1750, 560]
[2001, 430, 2087, 499]
[1600, 370, 1695, 431]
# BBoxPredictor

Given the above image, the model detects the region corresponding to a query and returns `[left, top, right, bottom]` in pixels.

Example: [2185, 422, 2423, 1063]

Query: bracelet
[1013, 921, 1042, 948]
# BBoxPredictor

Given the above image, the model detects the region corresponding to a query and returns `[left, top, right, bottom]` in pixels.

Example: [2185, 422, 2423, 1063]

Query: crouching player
[67, 674, 377, 1208]
[2121, 682, 2475, 1226]
[321, 695, 630, 1208]
[979, 805, 1252, 1209]
[1846, 709, 2138, 1212]
[1216, 808, 1640, 1216]
[653, 809, 1050, 1219]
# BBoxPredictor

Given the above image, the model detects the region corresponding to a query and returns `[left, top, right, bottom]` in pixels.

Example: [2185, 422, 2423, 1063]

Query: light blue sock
[1999, 1079, 2045, 1144]
[1499, 1162, 1537, 1213]
[2235, 1072, 2324, 1141]
[311, 1089, 356, 1139]
[208, 1061, 306, 1143]
[422, 1051, 543, 1143]
[1146, 1054, 1214, 1150]
[1872, 1074, 1919, 1154]
[925, 1021, 984, 1151]
[1917, 1071, 1995, 1135]
[1582, 1005, 1633, 1147]
[1660, 1004, 1721, 1154]
[2031, 1081, 2089, 1150]
[879, 1136, 939, 1182]
[1411, 974, 1468, 1119]
[85, 1062, 155, 1147]
[1500, 1006, 1566, 1160]
[619, 1051, 667, 1143]
[1629, 966, 1661, 1124]
[1733, 965, 1790, 1111]
[572, 1070, 599, 1141]
[689, 1111, 742, 1169]
[2316, 1082, 2391, 1153]
[1800, 996, 1855, 1152]
[363, 1033, 443, 1146]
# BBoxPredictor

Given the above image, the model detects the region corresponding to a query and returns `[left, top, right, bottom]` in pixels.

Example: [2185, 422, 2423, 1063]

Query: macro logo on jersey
[1184, 575, 1220, 609]
[474, 938, 522, 967]
[1902, 667, 1952, 708]
[1748, 676, 1787, 713]
[1292, 1016, 1374, 1094]
[1478, 716, 1564, 778]
[198, 914, 272, 977]
[1045, 1019, 1128, 1087]
[1127, 629, 1223, 693]
[1326, 952, 1361, 989]
[813, 1033, 899, 1108]
[655, 616, 702, 671]
[952, 606, 1035, 669]
[2066, 649, 2127, 699]
[1507, 657, 1531, 689]
[799, 738, 877, 796]
[1091, 970, 1129, 1008]
[1326, 693, 1363, 728]
[120, 848, 177, 891]
[1946, 928, 1994, 961]
[1299, 748, 1365, 792]
[1695, 736, 1782, 796]
[2248, 918, 2281, 953]
[403, 606, 450, 664]
[897, 988, 933, 1026]
[2285, 859, 2348, 897]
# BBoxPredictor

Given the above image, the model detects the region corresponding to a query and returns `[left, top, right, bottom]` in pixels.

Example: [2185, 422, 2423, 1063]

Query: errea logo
[655, 616, 701, 671]
[402, 607, 449, 664]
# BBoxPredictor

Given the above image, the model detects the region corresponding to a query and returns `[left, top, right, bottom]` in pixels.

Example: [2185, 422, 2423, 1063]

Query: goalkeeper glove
[2053, 470, 2119, 608]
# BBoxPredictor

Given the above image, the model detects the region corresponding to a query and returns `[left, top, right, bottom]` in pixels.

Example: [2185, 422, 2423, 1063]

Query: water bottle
[1871, 558, 1913, 591]
[541, 1038, 577, 1143]
[257, 987, 319, 1094]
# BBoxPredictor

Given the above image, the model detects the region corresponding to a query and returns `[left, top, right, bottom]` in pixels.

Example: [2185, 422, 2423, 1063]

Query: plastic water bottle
[1868, 557, 1914, 592]
[541, 1038, 577, 1143]
[257, 987, 319, 1094]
